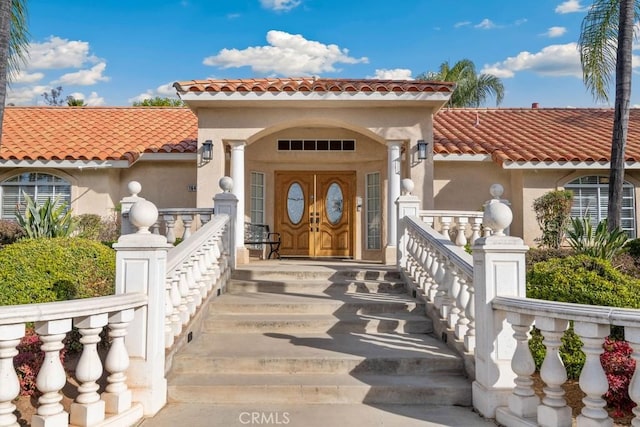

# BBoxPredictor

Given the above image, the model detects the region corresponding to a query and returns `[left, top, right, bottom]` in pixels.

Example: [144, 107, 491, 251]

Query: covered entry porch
[173, 78, 455, 264]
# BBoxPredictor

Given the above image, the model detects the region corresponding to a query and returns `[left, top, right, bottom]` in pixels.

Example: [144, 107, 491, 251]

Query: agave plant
[15, 192, 75, 238]
[566, 217, 628, 260]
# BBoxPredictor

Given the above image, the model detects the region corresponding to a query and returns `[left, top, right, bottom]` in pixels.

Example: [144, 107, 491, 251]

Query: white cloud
[475, 19, 496, 30]
[12, 70, 45, 84]
[545, 26, 568, 38]
[26, 36, 99, 70]
[203, 30, 368, 75]
[6, 85, 49, 105]
[54, 62, 109, 86]
[371, 69, 413, 80]
[454, 21, 471, 28]
[481, 43, 582, 79]
[127, 82, 180, 104]
[260, 0, 301, 11]
[555, 0, 586, 14]
[69, 91, 105, 106]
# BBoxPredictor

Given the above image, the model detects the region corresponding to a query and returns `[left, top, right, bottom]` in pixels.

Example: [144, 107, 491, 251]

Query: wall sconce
[202, 140, 213, 161]
[417, 140, 428, 160]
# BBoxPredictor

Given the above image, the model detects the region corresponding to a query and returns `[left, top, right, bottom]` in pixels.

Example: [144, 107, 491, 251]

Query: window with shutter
[1, 173, 71, 219]
[565, 176, 636, 237]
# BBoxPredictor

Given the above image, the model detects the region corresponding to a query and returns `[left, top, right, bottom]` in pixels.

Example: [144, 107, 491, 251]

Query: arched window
[565, 176, 636, 236]
[1, 172, 71, 219]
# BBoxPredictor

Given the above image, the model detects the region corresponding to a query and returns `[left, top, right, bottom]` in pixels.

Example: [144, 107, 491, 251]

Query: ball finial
[489, 183, 504, 199]
[128, 200, 158, 233]
[128, 181, 142, 197]
[219, 176, 233, 193]
[401, 178, 415, 195]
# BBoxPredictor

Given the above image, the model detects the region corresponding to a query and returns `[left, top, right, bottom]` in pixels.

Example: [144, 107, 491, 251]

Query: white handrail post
[113, 186, 171, 417]
[119, 181, 144, 236]
[396, 179, 421, 268]
[472, 184, 528, 418]
[213, 176, 238, 269]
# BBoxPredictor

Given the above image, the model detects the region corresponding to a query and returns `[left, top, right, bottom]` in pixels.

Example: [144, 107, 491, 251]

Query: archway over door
[275, 171, 355, 257]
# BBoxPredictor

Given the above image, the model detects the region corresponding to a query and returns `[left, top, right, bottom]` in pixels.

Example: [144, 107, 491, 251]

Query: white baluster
[575, 322, 612, 427]
[506, 312, 539, 419]
[32, 319, 71, 427]
[0, 324, 25, 427]
[406, 232, 416, 274]
[441, 216, 452, 241]
[464, 279, 476, 352]
[536, 316, 571, 427]
[626, 326, 640, 426]
[417, 240, 429, 295]
[164, 284, 175, 349]
[422, 216, 434, 229]
[70, 314, 108, 426]
[181, 269, 196, 318]
[163, 214, 177, 244]
[102, 309, 134, 415]
[447, 267, 461, 329]
[435, 256, 449, 315]
[169, 276, 183, 337]
[181, 214, 193, 240]
[200, 212, 211, 224]
[470, 216, 482, 244]
[427, 245, 440, 302]
[455, 217, 469, 247]
[455, 275, 470, 340]
[186, 260, 201, 308]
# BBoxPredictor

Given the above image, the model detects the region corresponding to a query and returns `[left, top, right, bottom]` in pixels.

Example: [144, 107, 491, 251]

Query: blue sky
[7, 0, 640, 107]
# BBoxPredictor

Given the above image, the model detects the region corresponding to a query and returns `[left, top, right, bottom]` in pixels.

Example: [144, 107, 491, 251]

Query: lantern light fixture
[417, 139, 428, 161]
[202, 140, 213, 161]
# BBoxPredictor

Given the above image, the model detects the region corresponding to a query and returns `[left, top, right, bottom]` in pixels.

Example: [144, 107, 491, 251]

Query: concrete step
[171, 332, 462, 375]
[227, 278, 407, 294]
[138, 402, 493, 427]
[167, 372, 472, 405]
[204, 312, 433, 334]
[212, 291, 423, 314]
[231, 265, 402, 282]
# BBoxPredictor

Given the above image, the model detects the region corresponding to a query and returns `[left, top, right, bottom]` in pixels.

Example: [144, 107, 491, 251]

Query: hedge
[0, 237, 115, 305]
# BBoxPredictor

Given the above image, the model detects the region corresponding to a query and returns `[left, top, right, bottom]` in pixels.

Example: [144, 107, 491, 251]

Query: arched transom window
[565, 176, 636, 237]
[1, 172, 71, 219]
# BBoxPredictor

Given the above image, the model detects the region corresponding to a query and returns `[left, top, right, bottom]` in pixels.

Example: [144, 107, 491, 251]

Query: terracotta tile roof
[433, 108, 640, 165]
[0, 107, 197, 164]
[174, 78, 455, 95]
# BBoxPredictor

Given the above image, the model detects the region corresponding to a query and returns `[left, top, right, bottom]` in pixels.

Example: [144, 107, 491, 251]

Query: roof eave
[0, 159, 131, 169]
[502, 160, 640, 169]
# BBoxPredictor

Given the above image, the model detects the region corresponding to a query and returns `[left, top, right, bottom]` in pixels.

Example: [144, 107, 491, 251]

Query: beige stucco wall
[120, 161, 197, 209]
[0, 160, 196, 221]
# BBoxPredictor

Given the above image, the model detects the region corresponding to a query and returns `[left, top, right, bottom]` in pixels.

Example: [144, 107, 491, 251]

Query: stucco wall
[120, 161, 197, 209]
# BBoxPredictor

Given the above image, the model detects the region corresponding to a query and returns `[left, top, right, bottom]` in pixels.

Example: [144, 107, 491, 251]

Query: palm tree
[0, 0, 29, 144]
[416, 59, 504, 107]
[578, 0, 637, 231]
[66, 96, 86, 107]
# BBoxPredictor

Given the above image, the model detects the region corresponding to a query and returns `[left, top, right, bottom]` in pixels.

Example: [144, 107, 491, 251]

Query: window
[366, 172, 381, 250]
[250, 172, 265, 225]
[565, 176, 636, 237]
[1, 172, 71, 220]
[277, 139, 356, 151]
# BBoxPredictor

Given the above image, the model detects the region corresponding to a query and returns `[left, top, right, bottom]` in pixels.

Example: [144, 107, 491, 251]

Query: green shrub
[74, 213, 120, 243]
[566, 217, 628, 260]
[624, 238, 640, 258]
[0, 237, 115, 305]
[0, 219, 25, 245]
[532, 190, 573, 249]
[16, 193, 75, 238]
[527, 255, 640, 378]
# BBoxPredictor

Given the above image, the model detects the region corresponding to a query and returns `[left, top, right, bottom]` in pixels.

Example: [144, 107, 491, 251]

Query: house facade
[1, 78, 639, 262]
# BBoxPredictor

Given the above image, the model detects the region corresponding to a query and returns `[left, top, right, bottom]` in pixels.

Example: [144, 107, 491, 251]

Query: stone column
[229, 140, 248, 264]
[472, 186, 528, 418]
[214, 176, 238, 269]
[385, 140, 403, 265]
[119, 181, 144, 236]
[113, 195, 171, 416]
[396, 178, 421, 268]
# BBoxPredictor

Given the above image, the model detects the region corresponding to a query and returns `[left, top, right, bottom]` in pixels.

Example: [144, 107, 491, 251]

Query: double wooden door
[275, 171, 355, 257]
